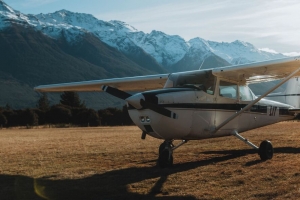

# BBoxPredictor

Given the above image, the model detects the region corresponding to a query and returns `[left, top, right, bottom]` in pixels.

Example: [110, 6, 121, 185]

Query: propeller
[101, 85, 178, 119]
[101, 85, 132, 100]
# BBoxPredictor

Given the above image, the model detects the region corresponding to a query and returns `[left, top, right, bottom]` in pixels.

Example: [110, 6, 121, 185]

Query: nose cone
[126, 93, 145, 109]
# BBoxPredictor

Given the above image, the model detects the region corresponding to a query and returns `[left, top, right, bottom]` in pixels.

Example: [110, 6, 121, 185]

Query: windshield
[164, 70, 216, 95]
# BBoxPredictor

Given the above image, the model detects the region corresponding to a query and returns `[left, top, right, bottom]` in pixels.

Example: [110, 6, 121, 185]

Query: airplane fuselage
[128, 83, 295, 140]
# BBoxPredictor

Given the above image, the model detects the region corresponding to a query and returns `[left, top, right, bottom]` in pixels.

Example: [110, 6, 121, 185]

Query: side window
[167, 71, 216, 95]
[219, 80, 237, 99]
[204, 77, 216, 95]
[239, 85, 254, 101]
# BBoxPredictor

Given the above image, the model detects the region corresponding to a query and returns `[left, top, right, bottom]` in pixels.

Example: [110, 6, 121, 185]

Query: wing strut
[212, 66, 300, 133]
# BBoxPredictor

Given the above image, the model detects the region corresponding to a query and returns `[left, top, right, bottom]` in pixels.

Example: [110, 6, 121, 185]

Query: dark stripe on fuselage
[267, 94, 300, 97]
[161, 103, 269, 113]
[128, 103, 292, 116]
[142, 88, 199, 105]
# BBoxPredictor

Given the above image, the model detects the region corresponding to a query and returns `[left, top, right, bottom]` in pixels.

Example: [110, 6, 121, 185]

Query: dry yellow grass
[0, 122, 300, 199]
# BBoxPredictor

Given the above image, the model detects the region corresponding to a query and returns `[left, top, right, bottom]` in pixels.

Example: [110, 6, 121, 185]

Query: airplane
[35, 56, 300, 168]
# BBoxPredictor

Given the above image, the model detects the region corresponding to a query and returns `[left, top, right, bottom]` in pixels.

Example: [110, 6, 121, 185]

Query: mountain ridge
[0, 0, 287, 69]
[0, 0, 289, 109]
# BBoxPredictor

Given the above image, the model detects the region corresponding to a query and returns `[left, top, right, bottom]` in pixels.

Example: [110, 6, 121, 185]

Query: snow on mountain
[0, 0, 288, 68]
[130, 30, 189, 66]
[34, 10, 142, 51]
[0, 0, 23, 29]
[0, 0, 14, 13]
[207, 40, 286, 65]
[32, 9, 188, 66]
[187, 38, 213, 58]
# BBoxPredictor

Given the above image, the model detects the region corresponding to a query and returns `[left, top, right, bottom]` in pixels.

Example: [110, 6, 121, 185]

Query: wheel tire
[158, 149, 173, 168]
[159, 141, 167, 154]
[259, 140, 273, 161]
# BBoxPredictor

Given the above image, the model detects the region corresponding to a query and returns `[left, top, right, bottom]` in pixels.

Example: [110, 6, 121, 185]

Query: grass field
[0, 121, 300, 199]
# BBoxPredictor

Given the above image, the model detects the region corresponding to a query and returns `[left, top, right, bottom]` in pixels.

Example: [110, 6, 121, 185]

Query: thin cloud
[283, 52, 300, 57]
[259, 48, 279, 54]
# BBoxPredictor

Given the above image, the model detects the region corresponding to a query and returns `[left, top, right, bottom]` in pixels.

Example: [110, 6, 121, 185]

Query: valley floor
[0, 122, 300, 199]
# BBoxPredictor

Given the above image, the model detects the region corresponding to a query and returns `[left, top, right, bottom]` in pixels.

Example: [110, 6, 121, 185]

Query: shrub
[48, 105, 72, 124]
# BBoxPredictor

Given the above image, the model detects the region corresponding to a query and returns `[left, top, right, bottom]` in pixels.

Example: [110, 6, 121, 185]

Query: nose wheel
[158, 141, 173, 168]
[157, 140, 188, 168]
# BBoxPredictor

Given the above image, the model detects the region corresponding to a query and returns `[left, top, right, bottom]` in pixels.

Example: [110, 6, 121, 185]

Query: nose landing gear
[157, 140, 187, 168]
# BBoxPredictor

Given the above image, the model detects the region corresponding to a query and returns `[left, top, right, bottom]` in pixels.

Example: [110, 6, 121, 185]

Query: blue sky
[4, 0, 300, 55]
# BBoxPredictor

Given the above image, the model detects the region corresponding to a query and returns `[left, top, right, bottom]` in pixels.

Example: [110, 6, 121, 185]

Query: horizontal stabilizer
[288, 108, 300, 114]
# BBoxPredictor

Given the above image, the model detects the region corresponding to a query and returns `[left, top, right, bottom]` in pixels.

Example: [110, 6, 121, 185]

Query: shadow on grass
[202, 147, 300, 166]
[202, 147, 300, 156]
[2, 147, 299, 199]
[0, 151, 245, 200]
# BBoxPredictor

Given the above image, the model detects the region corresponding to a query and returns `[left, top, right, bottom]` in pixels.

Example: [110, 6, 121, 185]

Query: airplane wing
[34, 74, 169, 92]
[35, 56, 300, 93]
[212, 56, 300, 84]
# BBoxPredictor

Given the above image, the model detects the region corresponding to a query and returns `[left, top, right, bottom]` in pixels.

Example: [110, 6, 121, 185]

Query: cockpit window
[164, 70, 216, 95]
[239, 85, 254, 101]
[219, 80, 237, 99]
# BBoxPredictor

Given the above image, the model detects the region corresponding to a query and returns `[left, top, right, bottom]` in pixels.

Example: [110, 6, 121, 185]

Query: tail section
[266, 77, 300, 108]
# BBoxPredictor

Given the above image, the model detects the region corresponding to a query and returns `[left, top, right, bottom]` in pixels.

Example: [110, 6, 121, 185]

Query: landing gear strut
[232, 130, 273, 161]
[157, 140, 187, 168]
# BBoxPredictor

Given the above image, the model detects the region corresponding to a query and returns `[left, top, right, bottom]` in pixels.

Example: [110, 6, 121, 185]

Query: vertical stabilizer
[284, 77, 300, 108]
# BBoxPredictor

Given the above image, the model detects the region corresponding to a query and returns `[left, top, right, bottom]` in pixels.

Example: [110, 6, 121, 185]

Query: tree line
[0, 92, 133, 128]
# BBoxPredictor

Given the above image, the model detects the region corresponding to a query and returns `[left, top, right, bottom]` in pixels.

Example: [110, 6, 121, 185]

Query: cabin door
[215, 79, 240, 131]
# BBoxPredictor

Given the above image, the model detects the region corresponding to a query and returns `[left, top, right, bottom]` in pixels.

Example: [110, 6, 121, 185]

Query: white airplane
[35, 56, 300, 168]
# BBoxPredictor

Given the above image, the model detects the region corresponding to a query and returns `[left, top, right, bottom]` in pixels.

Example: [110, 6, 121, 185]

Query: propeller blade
[101, 85, 132, 100]
[102, 86, 177, 119]
[140, 99, 178, 119]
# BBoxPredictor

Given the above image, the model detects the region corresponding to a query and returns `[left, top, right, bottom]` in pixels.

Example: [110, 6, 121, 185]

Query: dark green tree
[60, 92, 85, 108]
[98, 107, 132, 126]
[2, 110, 18, 127]
[74, 109, 100, 126]
[37, 93, 50, 111]
[21, 109, 39, 126]
[48, 105, 72, 124]
[0, 113, 7, 127]
[5, 104, 11, 110]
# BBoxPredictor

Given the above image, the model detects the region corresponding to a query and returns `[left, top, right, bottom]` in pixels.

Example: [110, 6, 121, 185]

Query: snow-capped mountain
[169, 37, 230, 72]
[129, 30, 189, 66]
[207, 40, 286, 65]
[31, 10, 189, 66]
[0, 0, 287, 70]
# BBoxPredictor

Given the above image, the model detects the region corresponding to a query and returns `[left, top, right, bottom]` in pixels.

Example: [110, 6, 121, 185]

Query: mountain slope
[0, 25, 163, 109]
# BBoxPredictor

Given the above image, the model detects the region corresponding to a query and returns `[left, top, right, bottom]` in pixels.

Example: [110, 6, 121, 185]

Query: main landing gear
[158, 140, 187, 168]
[157, 131, 273, 168]
[232, 130, 273, 161]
